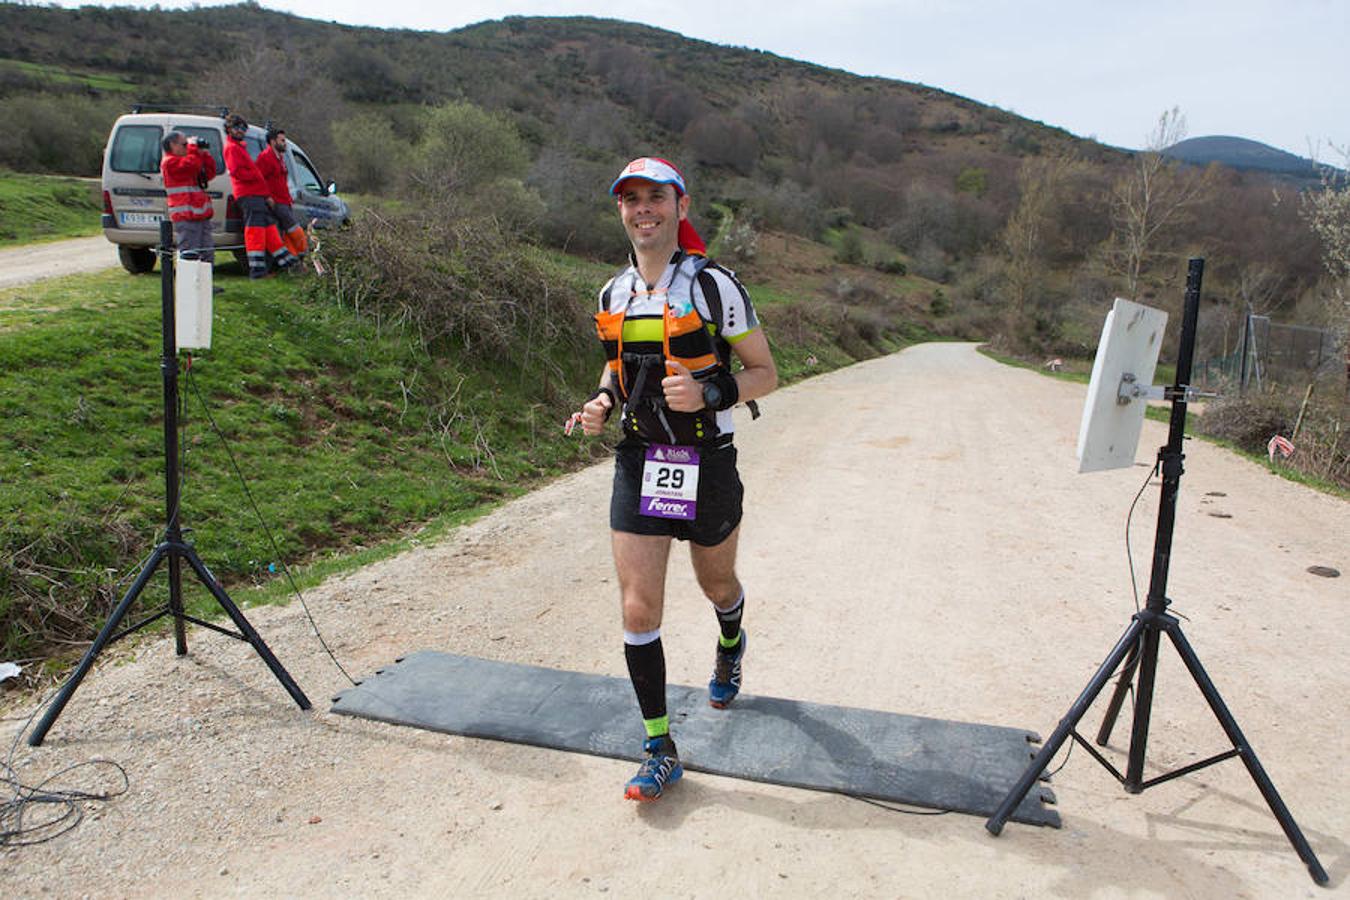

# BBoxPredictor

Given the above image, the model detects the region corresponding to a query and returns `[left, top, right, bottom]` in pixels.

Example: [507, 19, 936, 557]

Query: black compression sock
[713, 592, 744, 649]
[624, 634, 667, 725]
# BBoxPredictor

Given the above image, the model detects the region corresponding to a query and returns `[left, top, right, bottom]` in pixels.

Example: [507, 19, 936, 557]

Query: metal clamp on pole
[1118, 374, 1218, 406]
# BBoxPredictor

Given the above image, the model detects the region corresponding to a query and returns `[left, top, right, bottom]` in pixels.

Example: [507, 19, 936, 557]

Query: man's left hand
[662, 360, 703, 412]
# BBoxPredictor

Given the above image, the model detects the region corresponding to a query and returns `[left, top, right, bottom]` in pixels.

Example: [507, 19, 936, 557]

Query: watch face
[703, 382, 722, 409]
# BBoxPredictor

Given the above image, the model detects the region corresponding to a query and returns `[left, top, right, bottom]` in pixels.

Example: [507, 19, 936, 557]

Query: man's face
[227, 123, 247, 141]
[616, 180, 688, 255]
[168, 135, 188, 156]
[271, 134, 287, 152]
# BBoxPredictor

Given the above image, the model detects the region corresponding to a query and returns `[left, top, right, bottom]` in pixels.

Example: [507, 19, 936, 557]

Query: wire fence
[1195, 314, 1343, 391]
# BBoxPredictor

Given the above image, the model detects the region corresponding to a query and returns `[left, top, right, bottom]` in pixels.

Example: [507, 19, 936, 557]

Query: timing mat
[331, 650, 1060, 826]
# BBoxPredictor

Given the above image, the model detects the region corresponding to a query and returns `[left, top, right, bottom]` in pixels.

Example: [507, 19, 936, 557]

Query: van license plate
[120, 212, 162, 226]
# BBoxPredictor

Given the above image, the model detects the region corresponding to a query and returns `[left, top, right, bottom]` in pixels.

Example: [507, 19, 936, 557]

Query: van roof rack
[130, 103, 230, 118]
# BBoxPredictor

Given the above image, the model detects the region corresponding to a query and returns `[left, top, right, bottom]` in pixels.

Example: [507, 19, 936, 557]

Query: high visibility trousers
[239, 196, 294, 278]
[274, 203, 309, 258]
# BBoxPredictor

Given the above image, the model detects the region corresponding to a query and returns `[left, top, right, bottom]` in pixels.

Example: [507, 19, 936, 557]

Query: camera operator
[160, 130, 216, 263]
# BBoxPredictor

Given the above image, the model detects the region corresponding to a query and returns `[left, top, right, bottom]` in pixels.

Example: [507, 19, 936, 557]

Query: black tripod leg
[1095, 637, 1141, 746]
[1165, 625, 1329, 886]
[180, 548, 312, 710]
[28, 545, 169, 746]
[168, 547, 188, 655]
[1123, 624, 1164, 792]
[987, 616, 1148, 835]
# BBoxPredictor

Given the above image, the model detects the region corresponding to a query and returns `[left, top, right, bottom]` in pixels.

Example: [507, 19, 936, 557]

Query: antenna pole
[986, 259, 1328, 886]
[28, 222, 310, 746]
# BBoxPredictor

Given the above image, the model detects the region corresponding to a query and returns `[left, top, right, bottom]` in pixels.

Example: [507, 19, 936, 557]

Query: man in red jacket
[256, 127, 308, 261]
[223, 114, 295, 279]
[160, 131, 216, 262]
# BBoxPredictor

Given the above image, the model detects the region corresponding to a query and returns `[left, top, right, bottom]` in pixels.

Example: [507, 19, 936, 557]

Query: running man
[577, 157, 777, 801]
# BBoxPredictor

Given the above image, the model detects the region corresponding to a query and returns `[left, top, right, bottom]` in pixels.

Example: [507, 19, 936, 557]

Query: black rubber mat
[331, 650, 1059, 826]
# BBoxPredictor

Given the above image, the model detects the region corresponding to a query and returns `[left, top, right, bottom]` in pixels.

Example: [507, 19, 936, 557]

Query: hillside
[0, 5, 1106, 184]
[1163, 135, 1323, 182]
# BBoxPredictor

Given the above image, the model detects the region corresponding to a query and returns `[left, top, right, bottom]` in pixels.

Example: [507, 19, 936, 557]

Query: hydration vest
[594, 253, 731, 446]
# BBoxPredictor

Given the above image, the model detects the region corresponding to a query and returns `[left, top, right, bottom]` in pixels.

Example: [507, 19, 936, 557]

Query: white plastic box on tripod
[174, 254, 213, 350]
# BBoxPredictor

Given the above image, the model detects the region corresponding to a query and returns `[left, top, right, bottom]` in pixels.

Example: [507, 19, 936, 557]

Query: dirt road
[0, 236, 119, 290]
[3, 343, 1346, 898]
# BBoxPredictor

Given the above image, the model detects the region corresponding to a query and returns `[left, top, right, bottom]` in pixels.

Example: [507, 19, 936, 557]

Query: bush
[1195, 390, 1294, 455]
[1197, 389, 1349, 489]
[930, 288, 950, 316]
[0, 94, 120, 174]
[874, 258, 907, 276]
[835, 227, 864, 265]
[955, 167, 988, 197]
[910, 239, 949, 282]
[316, 204, 592, 367]
[331, 111, 403, 193]
[527, 148, 629, 259]
[408, 101, 530, 198]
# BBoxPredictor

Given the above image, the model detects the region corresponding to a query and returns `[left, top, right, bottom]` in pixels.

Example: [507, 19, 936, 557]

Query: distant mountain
[1163, 136, 1323, 180]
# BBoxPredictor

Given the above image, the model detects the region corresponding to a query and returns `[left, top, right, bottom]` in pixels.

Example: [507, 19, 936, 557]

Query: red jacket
[256, 146, 292, 206]
[223, 135, 269, 199]
[160, 145, 216, 222]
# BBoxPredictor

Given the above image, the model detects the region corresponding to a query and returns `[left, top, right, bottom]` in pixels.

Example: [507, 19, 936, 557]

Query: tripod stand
[984, 259, 1328, 886]
[28, 222, 311, 746]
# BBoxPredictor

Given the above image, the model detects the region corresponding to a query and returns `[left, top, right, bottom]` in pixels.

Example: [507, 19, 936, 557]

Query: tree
[200, 45, 346, 168]
[1107, 107, 1214, 299]
[331, 111, 401, 193]
[409, 101, 529, 198]
[683, 113, 759, 174]
[1001, 154, 1074, 327]
[1299, 145, 1350, 368]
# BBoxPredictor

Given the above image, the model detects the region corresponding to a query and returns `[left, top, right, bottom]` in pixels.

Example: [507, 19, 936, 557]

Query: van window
[176, 125, 225, 172]
[245, 135, 266, 159]
[110, 125, 162, 173]
[290, 149, 324, 193]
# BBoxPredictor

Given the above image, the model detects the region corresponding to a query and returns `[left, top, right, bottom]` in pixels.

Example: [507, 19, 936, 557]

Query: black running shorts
[609, 440, 743, 547]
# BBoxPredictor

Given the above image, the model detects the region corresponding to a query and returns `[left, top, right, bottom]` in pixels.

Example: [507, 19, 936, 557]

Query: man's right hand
[580, 390, 614, 436]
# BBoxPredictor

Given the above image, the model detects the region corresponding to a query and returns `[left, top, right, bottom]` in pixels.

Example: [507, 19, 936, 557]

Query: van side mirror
[326, 181, 337, 196]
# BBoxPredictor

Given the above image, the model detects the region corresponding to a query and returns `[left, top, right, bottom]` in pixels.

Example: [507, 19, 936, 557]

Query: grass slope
[0, 170, 102, 246]
[0, 265, 600, 662]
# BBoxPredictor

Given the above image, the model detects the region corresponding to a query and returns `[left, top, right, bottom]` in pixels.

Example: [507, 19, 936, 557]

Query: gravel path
[3, 343, 1346, 898]
[0, 236, 119, 290]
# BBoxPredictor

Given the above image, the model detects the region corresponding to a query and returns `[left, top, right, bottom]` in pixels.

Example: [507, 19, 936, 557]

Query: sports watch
[701, 380, 723, 411]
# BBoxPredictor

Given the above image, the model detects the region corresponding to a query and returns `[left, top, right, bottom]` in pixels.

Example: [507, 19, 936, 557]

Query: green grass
[0, 170, 103, 246]
[1, 58, 137, 92]
[0, 266, 603, 660]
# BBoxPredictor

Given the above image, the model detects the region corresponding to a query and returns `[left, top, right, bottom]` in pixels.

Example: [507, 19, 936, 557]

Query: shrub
[331, 111, 403, 193]
[930, 288, 950, 316]
[835, 227, 864, 265]
[874, 258, 907, 276]
[1195, 389, 1294, 454]
[0, 94, 119, 174]
[316, 204, 592, 368]
[955, 167, 988, 197]
[408, 101, 530, 198]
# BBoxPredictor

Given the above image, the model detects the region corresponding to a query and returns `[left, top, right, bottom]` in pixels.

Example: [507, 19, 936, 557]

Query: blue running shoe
[709, 629, 746, 708]
[625, 735, 682, 802]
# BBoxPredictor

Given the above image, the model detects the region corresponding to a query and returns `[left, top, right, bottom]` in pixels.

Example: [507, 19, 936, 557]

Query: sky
[39, 0, 1349, 158]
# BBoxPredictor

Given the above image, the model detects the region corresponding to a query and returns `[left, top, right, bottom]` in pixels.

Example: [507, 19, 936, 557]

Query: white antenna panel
[1077, 298, 1168, 473]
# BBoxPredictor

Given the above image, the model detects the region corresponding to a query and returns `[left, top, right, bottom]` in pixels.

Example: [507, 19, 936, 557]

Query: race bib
[640, 444, 700, 520]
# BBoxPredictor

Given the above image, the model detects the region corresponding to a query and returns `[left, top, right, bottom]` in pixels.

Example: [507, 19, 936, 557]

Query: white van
[101, 106, 350, 273]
